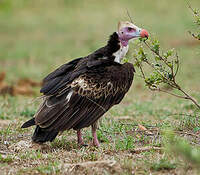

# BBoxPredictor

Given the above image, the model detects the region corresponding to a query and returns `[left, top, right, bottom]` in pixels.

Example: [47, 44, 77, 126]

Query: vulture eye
[127, 27, 135, 32]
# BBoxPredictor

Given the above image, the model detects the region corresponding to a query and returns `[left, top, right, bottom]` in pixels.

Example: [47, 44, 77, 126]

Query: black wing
[35, 62, 134, 131]
[40, 57, 82, 95]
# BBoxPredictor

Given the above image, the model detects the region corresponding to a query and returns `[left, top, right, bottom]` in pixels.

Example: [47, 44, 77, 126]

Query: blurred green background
[0, 1, 200, 174]
[0, 0, 199, 88]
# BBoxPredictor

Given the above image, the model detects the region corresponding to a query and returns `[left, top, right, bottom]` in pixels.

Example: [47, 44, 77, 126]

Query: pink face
[118, 22, 148, 46]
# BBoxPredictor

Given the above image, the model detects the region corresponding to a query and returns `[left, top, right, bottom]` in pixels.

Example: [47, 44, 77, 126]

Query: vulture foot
[92, 136, 100, 147]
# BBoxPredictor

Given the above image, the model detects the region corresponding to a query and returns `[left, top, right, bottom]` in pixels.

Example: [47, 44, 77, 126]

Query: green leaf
[152, 39, 160, 54]
[123, 57, 129, 63]
[155, 56, 160, 61]
[166, 49, 174, 57]
[168, 63, 173, 68]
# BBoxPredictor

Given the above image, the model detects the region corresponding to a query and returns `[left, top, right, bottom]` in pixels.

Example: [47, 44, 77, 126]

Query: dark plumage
[22, 21, 148, 146]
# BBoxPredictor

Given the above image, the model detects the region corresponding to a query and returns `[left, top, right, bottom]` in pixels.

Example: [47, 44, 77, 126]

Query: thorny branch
[133, 37, 200, 109]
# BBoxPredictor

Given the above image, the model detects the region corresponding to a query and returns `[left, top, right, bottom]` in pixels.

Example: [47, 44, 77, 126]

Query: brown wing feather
[35, 63, 134, 131]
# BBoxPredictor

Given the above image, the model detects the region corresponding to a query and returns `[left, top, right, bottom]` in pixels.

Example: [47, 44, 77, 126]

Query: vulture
[22, 21, 148, 147]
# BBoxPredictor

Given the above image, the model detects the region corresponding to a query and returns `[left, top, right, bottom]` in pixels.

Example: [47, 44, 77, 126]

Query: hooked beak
[140, 29, 149, 38]
[133, 28, 149, 39]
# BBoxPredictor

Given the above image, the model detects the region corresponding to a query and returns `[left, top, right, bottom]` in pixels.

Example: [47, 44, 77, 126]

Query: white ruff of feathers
[113, 43, 129, 63]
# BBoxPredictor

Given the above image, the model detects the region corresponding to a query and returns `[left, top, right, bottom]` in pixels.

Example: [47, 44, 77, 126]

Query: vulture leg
[77, 129, 84, 145]
[91, 122, 100, 147]
[77, 130, 87, 146]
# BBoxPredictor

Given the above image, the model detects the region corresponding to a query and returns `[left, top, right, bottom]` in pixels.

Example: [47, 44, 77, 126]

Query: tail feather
[21, 118, 58, 143]
[32, 126, 59, 143]
[21, 118, 36, 128]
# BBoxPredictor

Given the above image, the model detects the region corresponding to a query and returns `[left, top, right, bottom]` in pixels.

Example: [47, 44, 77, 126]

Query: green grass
[150, 158, 177, 171]
[0, 0, 200, 174]
[0, 154, 13, 163]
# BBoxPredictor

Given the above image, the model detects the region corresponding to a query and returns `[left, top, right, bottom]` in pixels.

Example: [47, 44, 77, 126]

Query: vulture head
[117, 21, 148, 46]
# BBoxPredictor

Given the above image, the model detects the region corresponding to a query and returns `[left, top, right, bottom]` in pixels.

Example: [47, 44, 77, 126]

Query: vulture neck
[106, 32, 129, 63]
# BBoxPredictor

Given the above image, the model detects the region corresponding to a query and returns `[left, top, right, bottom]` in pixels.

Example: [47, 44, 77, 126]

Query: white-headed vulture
[21, 21, 148, 147]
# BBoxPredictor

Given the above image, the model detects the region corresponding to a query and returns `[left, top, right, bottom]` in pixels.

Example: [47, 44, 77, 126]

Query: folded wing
[35, 57, 134, 131]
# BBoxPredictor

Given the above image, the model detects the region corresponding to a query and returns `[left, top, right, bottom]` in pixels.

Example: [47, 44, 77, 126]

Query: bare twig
[130, 146, 162, 154]
[134, 57, 146, 79]
[150, 87, 190, 100]
[174, 52, 179, 77]
[133, 37, 200, 110]
[178, 88, 200, 109]
[175, 131, 200, 138]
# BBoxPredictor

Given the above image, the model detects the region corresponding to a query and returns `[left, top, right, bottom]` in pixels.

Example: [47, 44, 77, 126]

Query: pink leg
[92, 123, 100, 147]
[77, 129, 84, 145]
